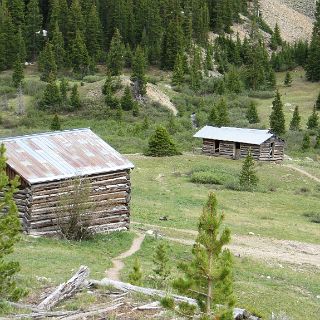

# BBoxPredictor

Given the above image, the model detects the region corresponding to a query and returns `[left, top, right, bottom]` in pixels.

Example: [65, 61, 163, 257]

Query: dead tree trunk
[37, 266, 89, 310]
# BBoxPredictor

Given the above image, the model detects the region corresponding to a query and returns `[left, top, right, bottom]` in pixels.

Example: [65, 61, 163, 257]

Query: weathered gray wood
[89, 278, 260, 320]
[37, 266, 89, 310]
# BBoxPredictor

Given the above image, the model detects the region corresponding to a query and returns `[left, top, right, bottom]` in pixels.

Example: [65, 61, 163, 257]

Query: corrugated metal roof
[1, 129, 134, 184]
[194, 126, 274, 145]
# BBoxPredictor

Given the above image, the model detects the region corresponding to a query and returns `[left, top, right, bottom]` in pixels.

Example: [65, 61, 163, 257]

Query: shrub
[303, 213, 320, 224]
[248, 91, 274, 99]
[128, 257, 143, 286]
[55, 178, 95, 241]
[82, 75, 103, 83]
[145, 126, 181, 157]
[160, 296, 175, 310]
[191, 171, 224, 185]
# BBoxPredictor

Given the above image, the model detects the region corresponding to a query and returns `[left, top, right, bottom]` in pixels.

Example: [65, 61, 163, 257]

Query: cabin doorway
[234, 142, 241, 159]
[270, 142, 275, 158]
[215, 140, 221, 154]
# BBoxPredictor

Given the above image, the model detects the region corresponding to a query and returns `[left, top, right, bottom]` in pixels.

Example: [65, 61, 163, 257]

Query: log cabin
[1, 128, 134, 235]
[194, 126, 285, 161]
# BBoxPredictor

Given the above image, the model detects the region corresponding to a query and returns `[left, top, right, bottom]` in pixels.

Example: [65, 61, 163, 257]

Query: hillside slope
[260, 0, 313, 42]
[280, 0, 316, 18]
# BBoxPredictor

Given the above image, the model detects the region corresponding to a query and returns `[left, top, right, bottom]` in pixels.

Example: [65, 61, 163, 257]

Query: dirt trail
[284, 164, 320, 183]
[133, 222, 320, 268]
[106, 233, 145, 281]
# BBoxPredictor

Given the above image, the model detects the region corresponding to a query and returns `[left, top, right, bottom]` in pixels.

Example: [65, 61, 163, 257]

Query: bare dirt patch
[134, 222, 320, 268]
[106, 233, 145, 281]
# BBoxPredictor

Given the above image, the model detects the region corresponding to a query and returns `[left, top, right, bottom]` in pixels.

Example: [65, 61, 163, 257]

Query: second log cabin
[194, 126, 285, 161]
[1, 128, 134, 235]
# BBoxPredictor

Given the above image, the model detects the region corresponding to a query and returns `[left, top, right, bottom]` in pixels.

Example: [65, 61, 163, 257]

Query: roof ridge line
[0, 128, 91, 142]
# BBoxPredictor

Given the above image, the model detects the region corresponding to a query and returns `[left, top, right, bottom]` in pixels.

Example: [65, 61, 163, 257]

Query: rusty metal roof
[1, 129, 134, 184]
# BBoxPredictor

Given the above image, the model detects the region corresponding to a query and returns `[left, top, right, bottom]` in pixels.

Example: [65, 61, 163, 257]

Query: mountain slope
[260, 0, 313, 42]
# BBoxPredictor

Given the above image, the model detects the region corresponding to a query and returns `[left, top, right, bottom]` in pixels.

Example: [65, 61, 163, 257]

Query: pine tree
[121, 86, 134, 111]
[316, 92, 320, 110]
[70, 84, 81, 109]
[225, 66, 242, 93]
[131, 46, 147, 96]
[68, 0, 84, 40]
[246, 101, 260, 124]
[107, 29, 125, 76]
[25, 0, 43, 60]
[50, 114, 61, 130]
[190, 46, 203, 91]
[173, 192, 234, 318]
[40, 75, 61, 109]
[12, 56, 24, 88]
[289, 106, 301, 131]
[284, 72, 292, 87]
[102, 72, 118, 109]
[0, 144, 26, 304]
[172, 52, 184, 87]
[145, 126, 181, 157]
[16, 28, 26, 63]
[239, 149, 259, 191]
[208, 105, 217, 126]
[38, 42, 57, 82]
[51, 22, 66, 69]
[59, 78, 69, 103]
[70, 29, 90, 76]
[302, 132, 311, 150]
[307, 106, 319, 129]
[161, 16, 184, 70]
[270, 23, 282, 50]
[153, 242, 170, 282]
[128, 258, 142, 286]
[85, 4, 102, 62]
[216, 98, 229, 127]
[8, 0, 25, 32]
[270, 90, 286, 135]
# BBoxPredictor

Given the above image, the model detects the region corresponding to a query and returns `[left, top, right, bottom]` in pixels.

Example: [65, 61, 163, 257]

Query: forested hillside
[0, 0, 320, 156]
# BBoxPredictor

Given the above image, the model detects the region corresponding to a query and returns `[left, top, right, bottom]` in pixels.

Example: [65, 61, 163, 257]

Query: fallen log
[58, 303, 124, 320]
[89, 278, 260, 320]
[37, 266, 89, 311]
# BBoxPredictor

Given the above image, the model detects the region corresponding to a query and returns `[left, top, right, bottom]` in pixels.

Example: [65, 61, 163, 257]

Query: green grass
[129, 154, 320, 243]
[122, 236, 320, 320]
[10, 232, 135, 293]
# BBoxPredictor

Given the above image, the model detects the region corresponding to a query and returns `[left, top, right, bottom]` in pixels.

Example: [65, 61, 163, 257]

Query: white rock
[248, 232, 255, 236]
[146, 230, 154, 235]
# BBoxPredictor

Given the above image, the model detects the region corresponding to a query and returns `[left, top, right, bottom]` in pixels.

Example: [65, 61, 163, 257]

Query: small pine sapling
[153, 242, 170, 283]
[128, 257, 143, 286]
[173, 193, 234, 318]
[302, 132, 311, 151]
[246, 101, 260, 124]
[70, 84, 81, 109]
[239, 149, 259, 191]
[284, 72, 292, 87]
[121, 85, 135, 111]
[307, 106, 319, 130]
[50, 114, 61, 131]
[289, 106, 301, 131]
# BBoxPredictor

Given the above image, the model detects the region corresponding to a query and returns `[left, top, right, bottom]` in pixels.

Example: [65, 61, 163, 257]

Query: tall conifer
[270, 90, 286, 135]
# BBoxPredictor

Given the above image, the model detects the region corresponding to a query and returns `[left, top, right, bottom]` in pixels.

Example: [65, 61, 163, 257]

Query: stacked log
[202, 139, 216, 155]
[16, 170, 132, 235]
[259, 137, 285, 161]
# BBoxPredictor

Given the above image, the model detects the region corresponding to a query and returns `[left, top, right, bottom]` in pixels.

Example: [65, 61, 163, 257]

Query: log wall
[15, 170, 132, 235]
[259, 137, 285, 161]
[202, 137, 285, 161]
